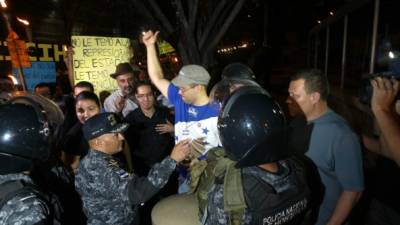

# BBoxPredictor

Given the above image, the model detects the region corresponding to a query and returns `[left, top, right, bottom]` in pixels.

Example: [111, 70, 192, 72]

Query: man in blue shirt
[142, 31, 220, 155]
[142, 31, 221, 193]
[287, 69, 364, 225]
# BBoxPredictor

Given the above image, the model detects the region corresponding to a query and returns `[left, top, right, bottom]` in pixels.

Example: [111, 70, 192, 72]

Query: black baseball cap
[82, 113, 129, 141]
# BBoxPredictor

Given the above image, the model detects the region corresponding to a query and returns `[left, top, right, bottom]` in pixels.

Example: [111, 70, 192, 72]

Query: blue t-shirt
[168, 84, 221, 156]
[306, 110, 364, 225]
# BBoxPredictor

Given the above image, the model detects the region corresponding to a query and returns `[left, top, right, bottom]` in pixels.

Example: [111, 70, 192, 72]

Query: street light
[8, 74, 18, 85]
[1, 0, 28, 91]
[17, 17, 32, 42]
[0, 0, 11, 33]
[0, 0, 7, 8]
[16, 17, 29, 25]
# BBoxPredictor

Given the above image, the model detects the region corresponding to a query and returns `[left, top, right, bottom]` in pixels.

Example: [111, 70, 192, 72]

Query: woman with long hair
[60, 91, 101, 172]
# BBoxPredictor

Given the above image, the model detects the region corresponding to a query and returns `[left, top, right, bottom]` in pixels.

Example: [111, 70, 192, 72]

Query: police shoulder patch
[117, 169, 129, 179]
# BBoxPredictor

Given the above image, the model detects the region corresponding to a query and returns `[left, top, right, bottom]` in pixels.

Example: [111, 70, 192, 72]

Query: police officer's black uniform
[196, 86, 311, 225]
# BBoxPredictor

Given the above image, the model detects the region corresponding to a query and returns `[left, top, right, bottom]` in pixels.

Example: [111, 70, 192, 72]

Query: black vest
[242, 160, 311, 225]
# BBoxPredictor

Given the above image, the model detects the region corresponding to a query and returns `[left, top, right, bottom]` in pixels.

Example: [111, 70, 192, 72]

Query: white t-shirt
[168, 84, 221, 156]
[104, 89, 137, 117]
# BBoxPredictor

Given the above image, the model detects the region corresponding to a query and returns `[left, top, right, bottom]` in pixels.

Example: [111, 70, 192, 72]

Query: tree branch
[196, 17, 203, 44]
[188, 0, 199, 32]
[177, 41, 190, 65]
[173, 0, 189, 30]
[202, 0, 247, 63]
[174, 0, 200, 63]
[199, 1, 233, 52]
[145, 0, 175, 33]
[198, 0, 228, 50]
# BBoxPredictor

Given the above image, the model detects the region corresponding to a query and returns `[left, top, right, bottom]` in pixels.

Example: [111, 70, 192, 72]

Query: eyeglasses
[179, 85, 196, 93]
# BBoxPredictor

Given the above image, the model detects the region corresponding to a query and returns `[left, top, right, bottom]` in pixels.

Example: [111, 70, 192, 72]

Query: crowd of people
[0, 29, 399, 225]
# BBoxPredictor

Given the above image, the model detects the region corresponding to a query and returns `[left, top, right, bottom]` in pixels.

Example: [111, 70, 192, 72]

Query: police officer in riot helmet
[193, 85, 311, 225]
[221, 63, 256, 81]
[0, 102, 54, 224]
[150, 81, 311, 225]
[0, 93, 85, 225]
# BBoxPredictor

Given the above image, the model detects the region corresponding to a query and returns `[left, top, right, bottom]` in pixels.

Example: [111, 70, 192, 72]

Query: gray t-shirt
[307, 110, 364, 225]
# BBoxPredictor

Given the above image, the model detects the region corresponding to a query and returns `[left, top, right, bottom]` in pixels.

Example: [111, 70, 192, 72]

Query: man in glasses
[124, 81, 175, 175]
[142, 30, 221, 193]
[124, 81, 176, 225]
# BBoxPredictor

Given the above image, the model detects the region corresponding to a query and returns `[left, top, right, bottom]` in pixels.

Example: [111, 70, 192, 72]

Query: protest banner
[0, 41, 67, 62]
[12, 61, 56, 91]
[71, 36, 131, 94]
[157, 39, 175, 55]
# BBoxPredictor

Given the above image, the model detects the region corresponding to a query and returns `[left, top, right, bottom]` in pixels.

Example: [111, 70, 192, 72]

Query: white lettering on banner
[263, 198, 308, 225]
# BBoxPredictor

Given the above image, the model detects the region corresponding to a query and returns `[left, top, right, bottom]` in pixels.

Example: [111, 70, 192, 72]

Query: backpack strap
[0, 180, 26, 209]
[192, 147, 247, 225]
[0, 180, 55, 225]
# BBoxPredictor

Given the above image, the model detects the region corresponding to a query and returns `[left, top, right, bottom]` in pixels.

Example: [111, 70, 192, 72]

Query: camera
[359, 72, 400, 104]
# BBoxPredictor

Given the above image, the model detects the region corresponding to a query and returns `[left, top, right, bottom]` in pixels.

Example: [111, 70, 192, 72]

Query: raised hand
[115, 95, 126, 113]
[371, 77, 399, 113]
[141, 30, 160, 46]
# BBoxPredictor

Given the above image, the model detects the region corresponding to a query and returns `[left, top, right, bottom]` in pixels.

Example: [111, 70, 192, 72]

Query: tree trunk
[202, 0, 247, 66]
[133, 0, 247, 69]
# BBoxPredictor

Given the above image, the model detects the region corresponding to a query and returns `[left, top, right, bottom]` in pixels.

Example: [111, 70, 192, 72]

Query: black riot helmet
[218, 86, 287, 168]
[0, 104, 50, 174]
[221, 63, 256, 80]
[0, 92, 63, 175]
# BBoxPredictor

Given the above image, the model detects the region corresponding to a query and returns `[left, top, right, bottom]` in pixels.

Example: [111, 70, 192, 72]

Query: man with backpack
[194, 86, 311, 225]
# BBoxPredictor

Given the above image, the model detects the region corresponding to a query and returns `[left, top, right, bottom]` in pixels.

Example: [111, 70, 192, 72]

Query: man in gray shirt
[104, 63, 140, 117]
[287, 69, 364, 225]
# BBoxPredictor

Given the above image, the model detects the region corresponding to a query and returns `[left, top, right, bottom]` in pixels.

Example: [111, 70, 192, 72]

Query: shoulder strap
[242, 169, 276, 211]
[242, 162, 311, 225]
[0, 180, 26, 209]
[193, 147, 247, 225]
[0, 180, 58, 225]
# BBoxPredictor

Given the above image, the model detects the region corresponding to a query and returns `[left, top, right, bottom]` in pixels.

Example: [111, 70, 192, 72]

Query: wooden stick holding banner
[6, 29, 31, 91]
[65, 46, 75, 88]
[1, 0, 30, 91]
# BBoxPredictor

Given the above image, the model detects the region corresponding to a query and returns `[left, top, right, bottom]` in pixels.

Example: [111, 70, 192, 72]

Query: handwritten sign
[71, 36, 131, 94]
[157, 39, 175, 55]
[7, 39, 31, 68]
[12, 62, 56, 91]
